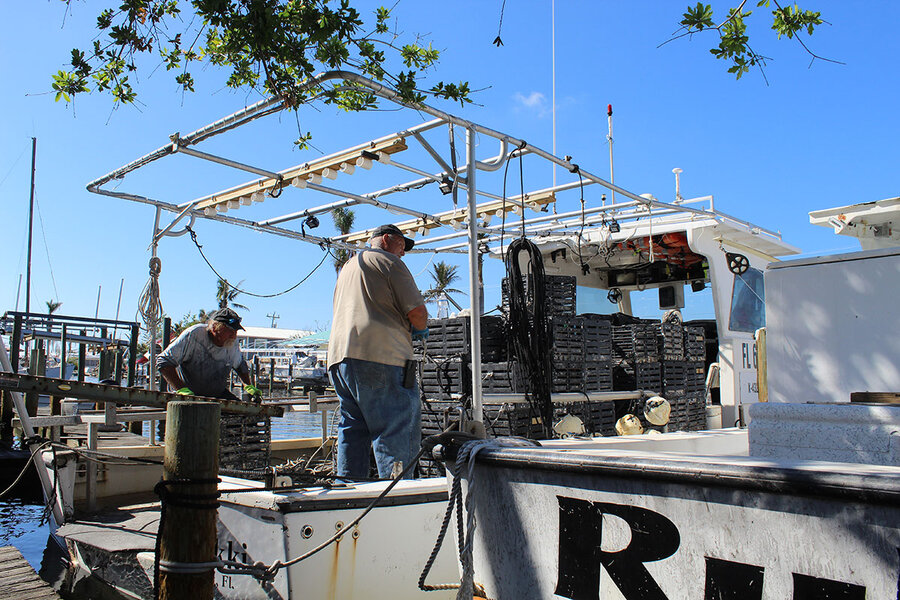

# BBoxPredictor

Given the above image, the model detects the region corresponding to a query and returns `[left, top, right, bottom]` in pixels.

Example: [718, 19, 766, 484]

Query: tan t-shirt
[328, 249, 425, 368]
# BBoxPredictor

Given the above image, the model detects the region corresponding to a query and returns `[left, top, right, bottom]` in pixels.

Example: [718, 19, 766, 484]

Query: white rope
[137, 256, 163, 335]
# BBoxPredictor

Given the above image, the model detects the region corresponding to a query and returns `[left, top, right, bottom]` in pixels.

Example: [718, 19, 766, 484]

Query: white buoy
[644, 396, 671, 426]
[615, 414, 643, 436]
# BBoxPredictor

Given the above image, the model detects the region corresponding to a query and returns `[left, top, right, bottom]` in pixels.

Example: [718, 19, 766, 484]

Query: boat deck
[0, 545, 62, 599]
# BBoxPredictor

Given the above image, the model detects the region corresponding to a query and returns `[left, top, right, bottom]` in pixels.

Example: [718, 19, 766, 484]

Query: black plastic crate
[220, 415, 271, 474]
[685, 360, 706, 393]
[551, 361, 585, 393]
[549, 315, 585, 361]
[420, 398, 466, 436]
[684, 326, 706, 360]
[502, 274, 576, 318]
[613, 361, 662, 393]
[657, 321, 685, 361]
[480, 402, 546, 438]
[582, 315, 613, 361]
[480, 361, 527, 393]
[415, 315, 506, 362]
[662, 360, 687, 395]
[612, 324, 659, 363]
[420, 359, 469, 400]
[584, 360, 613, 392]
[667, 392, 707, 432]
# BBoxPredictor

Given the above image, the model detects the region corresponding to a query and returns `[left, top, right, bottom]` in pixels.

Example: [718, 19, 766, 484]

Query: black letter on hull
[792, 573, 866, 599]
[704, 557, 765, 599]
[555, 497, 680, 600]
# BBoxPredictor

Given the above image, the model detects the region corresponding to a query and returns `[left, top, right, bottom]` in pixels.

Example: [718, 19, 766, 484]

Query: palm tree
[423, 261, 465, 311]
[45, 299, 62, 314]
[215, 278, 249, 310]
[331, 207, 356, 273]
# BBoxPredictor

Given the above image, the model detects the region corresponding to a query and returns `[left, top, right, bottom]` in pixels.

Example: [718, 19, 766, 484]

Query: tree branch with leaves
[52, 0, 471, 146]
[666, 1, 840, 82]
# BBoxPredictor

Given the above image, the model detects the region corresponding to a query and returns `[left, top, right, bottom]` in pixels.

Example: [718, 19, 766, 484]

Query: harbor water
[0, 409, 331, 571]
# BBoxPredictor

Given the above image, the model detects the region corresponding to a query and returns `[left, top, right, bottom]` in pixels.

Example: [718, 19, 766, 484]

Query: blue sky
[1, 1, 897, 333]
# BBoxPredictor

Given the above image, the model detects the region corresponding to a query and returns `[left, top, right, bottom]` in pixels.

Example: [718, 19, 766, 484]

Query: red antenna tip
[607, 104, 613, 116]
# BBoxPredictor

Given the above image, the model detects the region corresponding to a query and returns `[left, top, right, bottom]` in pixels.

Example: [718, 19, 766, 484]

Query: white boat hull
[450, 438, 900, 599]
[217, 478, 458, 599]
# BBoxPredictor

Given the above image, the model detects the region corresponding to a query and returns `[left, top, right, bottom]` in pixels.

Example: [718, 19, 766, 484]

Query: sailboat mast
[25, 137, 36, 316]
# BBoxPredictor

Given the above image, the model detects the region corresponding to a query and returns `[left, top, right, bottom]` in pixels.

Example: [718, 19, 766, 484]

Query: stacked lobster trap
[415, 275, 711, 474]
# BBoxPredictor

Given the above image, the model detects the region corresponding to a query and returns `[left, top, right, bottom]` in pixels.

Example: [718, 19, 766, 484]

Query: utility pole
[267, 312, 280, 328]
[25, 138, 36, 316]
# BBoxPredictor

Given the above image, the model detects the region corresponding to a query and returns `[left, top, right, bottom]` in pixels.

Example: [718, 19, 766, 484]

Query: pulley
[726, 252, 750, 275]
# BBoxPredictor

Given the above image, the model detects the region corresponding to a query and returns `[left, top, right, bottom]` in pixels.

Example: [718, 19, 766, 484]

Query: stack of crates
[480, 361, 527, 393]
[219, 414, 271, 474]
[684, 326, 708, 394]
[612, 322, 662, 393]
[415, 315, 506, 362]
[501, 275, 577, 318]
[549, 316, 586, 393]
[420, 358, 469, 400]
[582, 315, 614, 392]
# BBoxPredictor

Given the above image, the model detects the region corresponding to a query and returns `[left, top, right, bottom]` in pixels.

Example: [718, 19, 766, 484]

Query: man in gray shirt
[328, 224, 428, 479]
[158, 307, 259, 400]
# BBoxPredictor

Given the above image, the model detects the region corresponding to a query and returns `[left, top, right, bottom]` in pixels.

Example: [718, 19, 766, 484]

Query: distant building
[237, 326, 314, 349]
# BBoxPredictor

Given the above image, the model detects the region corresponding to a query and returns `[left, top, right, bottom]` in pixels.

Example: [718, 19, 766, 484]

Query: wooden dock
[0, 545, 61, 599]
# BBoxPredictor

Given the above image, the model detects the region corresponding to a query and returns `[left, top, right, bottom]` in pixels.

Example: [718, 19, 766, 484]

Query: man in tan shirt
[328, 224, 428, 479]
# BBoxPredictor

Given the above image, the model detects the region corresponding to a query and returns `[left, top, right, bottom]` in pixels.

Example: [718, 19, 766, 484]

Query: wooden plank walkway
[0, 545, 61, 599]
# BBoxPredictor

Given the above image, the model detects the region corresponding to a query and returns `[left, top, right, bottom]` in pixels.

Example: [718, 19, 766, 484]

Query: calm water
[1, 408, 333, 571]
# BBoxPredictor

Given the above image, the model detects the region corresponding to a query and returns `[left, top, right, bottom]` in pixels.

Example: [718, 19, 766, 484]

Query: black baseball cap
[211, 307, 245, 330]
[371, 224, 415, 252]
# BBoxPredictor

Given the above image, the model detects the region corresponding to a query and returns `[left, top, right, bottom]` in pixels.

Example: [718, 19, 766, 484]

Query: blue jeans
[330, 358, 421, 479]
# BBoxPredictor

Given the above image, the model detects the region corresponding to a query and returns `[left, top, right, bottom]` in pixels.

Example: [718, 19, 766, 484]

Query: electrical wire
[185, 225, 331, 298]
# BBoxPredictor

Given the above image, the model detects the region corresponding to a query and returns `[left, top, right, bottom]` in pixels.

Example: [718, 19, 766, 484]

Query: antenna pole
[25, 138, 36, 316]
[551, 0, 557, 199]
[15, 274, 22, 312]
[606, 105, 614, 206]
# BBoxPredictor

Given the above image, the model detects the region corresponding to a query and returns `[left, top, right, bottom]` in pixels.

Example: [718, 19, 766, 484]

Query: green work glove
[243, 384, 262, 399]
[176, 387, 193, 396]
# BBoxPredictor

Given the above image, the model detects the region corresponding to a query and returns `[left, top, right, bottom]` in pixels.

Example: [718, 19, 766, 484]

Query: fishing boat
[4, 70, 897, 599]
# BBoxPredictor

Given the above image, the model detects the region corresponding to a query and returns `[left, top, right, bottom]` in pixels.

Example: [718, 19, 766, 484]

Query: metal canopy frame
[86, 70, 793, 426]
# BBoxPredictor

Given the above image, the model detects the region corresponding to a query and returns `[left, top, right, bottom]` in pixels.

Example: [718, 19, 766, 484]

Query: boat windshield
[728, 268, 765, 333]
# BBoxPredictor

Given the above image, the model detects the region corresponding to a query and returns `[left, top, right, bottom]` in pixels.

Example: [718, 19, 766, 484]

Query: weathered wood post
[128, 324, 141, 434]
[287, 362, 293, 392]
[77, 330, 86, 382]
[268, 358, 275, 396]
[1, 316, 24, 444]
[158, 400, 220, 600]
[25, 340, 45, 417]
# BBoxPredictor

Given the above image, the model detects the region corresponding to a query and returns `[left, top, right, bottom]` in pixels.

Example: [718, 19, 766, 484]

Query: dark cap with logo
[371, 223, 415, 252]
[211, 307, 245, 330]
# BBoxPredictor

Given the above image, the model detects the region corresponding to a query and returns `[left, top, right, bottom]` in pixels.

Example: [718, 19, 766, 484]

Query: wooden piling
[268, 358, 275, 396]
[77, 331, 86, 383]
[25, 341, 45, 417]
[158, 400, 220, 600]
